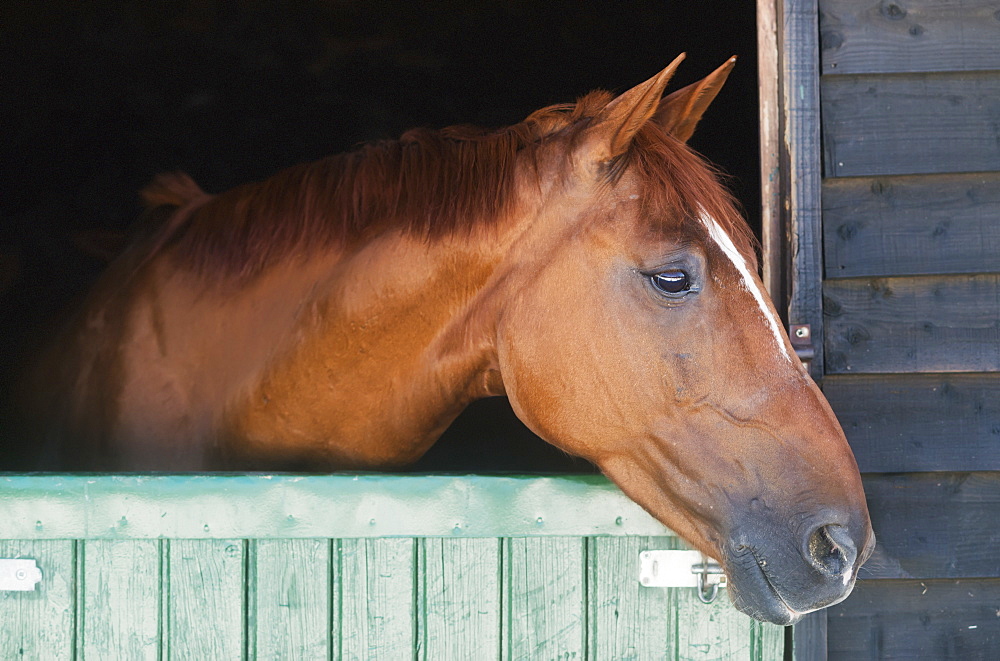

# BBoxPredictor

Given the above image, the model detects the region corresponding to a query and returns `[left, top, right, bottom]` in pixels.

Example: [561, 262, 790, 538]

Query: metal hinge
[0, 559, 42, 591]
[790, 324, 815, 364]
[638, 550, 727, 604]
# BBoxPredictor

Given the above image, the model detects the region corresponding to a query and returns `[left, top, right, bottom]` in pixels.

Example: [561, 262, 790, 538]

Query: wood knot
[821, 30, 844, 51]
[844, 326, 871, 347]
[879, 2, 907, 20]
[837, 222, 861, 241]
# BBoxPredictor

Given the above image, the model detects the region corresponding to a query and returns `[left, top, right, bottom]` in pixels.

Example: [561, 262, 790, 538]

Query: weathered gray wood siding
[817, 1, 1000, 658]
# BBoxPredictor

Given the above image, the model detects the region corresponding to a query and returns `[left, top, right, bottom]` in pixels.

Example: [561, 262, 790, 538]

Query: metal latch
[639, 550, 727, 604]
[0, 559, 42, 591]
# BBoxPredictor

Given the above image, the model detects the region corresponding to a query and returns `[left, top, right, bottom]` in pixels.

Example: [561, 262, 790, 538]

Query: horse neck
[222, 223, 513, 468]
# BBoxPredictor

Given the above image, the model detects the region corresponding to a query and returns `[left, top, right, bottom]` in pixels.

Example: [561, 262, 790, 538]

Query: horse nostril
[806, 524, 857, 577]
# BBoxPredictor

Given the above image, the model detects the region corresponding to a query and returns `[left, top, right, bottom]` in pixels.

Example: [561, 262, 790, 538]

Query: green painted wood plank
[419, 537, 501, 660]
[252, 539, 330, 660]
[756, 618, 786, 661]
[80, 539, 160, 660]
[166, 539, 245, 660]
[0, 540, 75, 660]
[0, 475, 673, 540]
[586, 537, 780, 660]
[503, 536, 585, 660]
[587, 536, 679, 660]
[819, 0, 1000, 75]
[337, 538, 415, 660]
[675, 588, 782, 661]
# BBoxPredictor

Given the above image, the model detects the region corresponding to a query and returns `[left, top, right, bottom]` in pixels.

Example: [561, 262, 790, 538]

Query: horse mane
[150, 91, 754, 281]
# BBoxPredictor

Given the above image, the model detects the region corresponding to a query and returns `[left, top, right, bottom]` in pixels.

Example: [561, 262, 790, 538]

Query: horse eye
[650, 269, 691, 295]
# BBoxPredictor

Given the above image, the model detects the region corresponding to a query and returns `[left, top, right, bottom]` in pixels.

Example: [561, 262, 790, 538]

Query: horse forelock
[610, 121, 757, 268]
[162, 89, 753, 281]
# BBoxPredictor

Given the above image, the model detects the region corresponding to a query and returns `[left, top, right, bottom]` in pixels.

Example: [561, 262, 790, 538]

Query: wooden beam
[757, 0, 784, 311]
[0, 474, 674, 540]
[823, 173, 1000, 279]
[822, 71, 1000, 178]
[825, 373, 1000, 473]
[824, 274, 1000, 374]
[859, 473, 1000, 580]
[827, 579, 1000, 659]
[784, 0, 826, 381]
[820, 0, 1000, 75]
[763, 1, 832, 657]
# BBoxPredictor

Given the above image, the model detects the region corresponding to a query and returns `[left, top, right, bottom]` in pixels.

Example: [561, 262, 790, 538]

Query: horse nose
[803, 522, 858, 579]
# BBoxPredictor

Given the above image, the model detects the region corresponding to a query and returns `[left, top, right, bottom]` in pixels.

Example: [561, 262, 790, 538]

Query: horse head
[490, 55, 874, 624]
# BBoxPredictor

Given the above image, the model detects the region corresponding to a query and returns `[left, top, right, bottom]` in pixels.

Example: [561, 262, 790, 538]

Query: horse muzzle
[722, 511, 875, 625]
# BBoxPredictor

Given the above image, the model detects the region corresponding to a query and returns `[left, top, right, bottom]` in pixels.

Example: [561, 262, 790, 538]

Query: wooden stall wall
[0, 475, 785, 660]
[816, 1, 1000, 658]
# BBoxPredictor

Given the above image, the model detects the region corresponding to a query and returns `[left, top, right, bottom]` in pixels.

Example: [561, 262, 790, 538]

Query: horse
[19, 54, 874, 625]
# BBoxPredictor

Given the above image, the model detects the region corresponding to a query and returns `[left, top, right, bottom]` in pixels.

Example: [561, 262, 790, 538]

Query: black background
[1, 1, 758, 472]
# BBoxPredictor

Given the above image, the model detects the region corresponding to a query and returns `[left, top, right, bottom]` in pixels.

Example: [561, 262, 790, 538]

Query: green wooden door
[0, 475, 783, 660]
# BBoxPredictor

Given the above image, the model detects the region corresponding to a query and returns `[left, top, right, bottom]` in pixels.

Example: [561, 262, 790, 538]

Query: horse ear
[654, 56, 736, 143]
[586, 53, 686, 161]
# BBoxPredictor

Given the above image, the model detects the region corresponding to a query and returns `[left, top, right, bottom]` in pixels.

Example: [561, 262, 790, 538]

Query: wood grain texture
[0, 540, 75, 660]
[757, 0, 784, 307]
[822, 71, 1000, 177]
[824, 373, 1000, 472]
[0, 477, 800, 657]
[587, 536, 677, 660]
[823, 274, 1000, 373]
[338, 538, 415, 660]
[784, 0, 827, 380]
[418, 537, 500, 660]
[166, 539, 245, 660]
[503, 537, 585, 660]
[820, 0, 1000, 74]
[756, 620, 786, 661]
[793, 611, 827, 661]
[585, 535, 784, 660]
[675, 586, 779, 661]
[827, 579, 1000, 660]
[252, 539, 330, 660]
[822, 173, 1000, 278]
[80, 540, 160, 660]
[0, 474, 674, 541]
[858, 473, 1000, 580]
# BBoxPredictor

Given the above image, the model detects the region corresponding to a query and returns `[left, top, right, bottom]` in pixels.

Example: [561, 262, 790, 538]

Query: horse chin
[723, 550, 856, 626]
[725, 562, 804, 626]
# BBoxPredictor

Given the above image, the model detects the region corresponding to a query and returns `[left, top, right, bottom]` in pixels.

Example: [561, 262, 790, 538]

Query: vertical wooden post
[758, 0, 825, 382]
[782, 0, 825, 383]
[757, 0, 783, 313]
[758, 0, 829, 658]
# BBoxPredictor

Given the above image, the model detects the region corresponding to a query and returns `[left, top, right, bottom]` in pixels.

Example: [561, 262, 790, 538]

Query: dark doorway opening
[1, 2, 758, 472]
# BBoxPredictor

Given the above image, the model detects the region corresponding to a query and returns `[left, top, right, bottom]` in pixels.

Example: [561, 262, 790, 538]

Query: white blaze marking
[701, 213, 794, 364]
